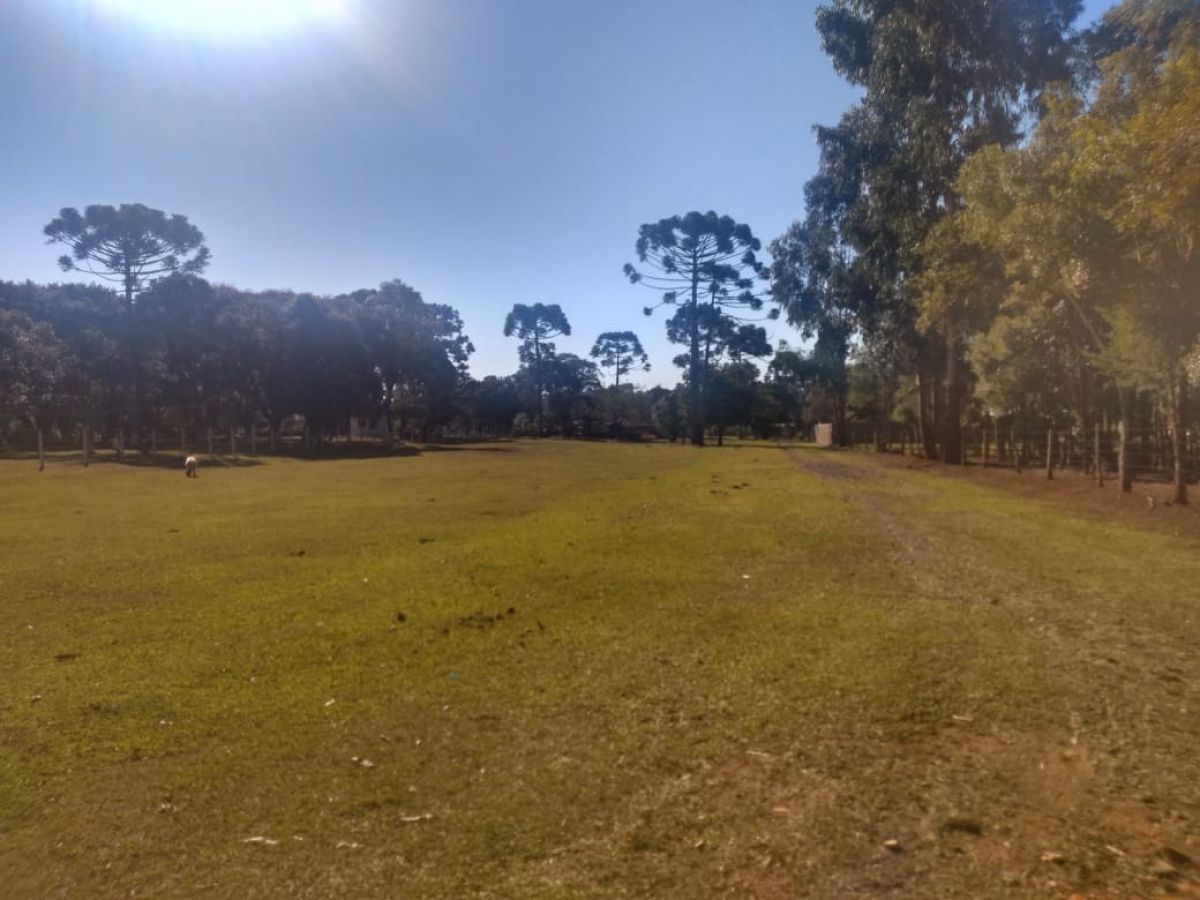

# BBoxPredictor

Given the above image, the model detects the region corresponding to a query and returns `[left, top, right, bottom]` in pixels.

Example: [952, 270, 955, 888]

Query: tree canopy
[44, 204, 211, 306]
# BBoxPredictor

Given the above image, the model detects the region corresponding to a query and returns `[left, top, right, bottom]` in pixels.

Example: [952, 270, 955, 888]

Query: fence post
[37, 427, 45, 472]
[117, 427, 125, 460]
[207, 427, 214, 457]
[1094, 421, 1104, 487]
[151, 427, 158, 453]
[230, 428, 236, 456]
[251, 427, 257, 456]
[1045, 427, 1054, 480]
[180, 425, 187, 457]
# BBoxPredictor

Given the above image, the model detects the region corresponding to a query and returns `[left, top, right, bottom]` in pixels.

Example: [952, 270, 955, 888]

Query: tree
[0, 308, 68, 430]
[1075, 12, 1200, 503]
[503, 303, 570, 432]
[707, 361, 761, 445]
[541, 353, 601, 437]
[624, 211, 774, 446]
[44, 204, 211, 306]
[809, 0, 1082, 462]
[355, 280, 474, 436]
[590, 331, 649, 387]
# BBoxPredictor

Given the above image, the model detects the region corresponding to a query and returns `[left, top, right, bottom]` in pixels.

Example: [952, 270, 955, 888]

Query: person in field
[184, 455, 198, 478]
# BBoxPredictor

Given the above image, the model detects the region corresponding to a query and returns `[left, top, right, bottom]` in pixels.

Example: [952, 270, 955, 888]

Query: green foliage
[590, 331, 649, 387]
[0, 308, 67, 422]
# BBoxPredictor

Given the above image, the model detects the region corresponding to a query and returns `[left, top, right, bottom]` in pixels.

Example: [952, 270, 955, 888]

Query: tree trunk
[1169, 370, 1188, 505]
[1045, 427, 1054, 480]
[688, 257, 704, 447]
[37, 427, 45, 472]
[916, 370, 938, 460]
[941, 328, 962, 464]
[1094, 421, 1104, 488]
[1117, 413, 1131, 493]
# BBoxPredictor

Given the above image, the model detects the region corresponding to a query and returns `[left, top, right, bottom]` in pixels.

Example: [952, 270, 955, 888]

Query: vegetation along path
[1, 441, 1197, 898]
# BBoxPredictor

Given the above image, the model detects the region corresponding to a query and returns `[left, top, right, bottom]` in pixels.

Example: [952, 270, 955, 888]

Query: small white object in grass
[336, 840, 362, 849]
[324, 699, 336, 707]
[741, 574, 751, 579]
[883, 839, 902, 852]
[398, 812, 433, 823]
[351, 756, 375, 768]
[243, 836, 278, 846]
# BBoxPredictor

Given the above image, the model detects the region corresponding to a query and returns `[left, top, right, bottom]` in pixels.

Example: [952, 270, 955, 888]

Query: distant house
[349, 415, 391, 440]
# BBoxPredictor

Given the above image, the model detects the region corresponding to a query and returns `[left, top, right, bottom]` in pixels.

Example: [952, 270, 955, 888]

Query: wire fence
[843, 421, 1200, 484]
[0, 419, 355, 470]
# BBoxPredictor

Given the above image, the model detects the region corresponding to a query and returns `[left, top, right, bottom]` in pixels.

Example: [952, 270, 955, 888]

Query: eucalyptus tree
[590, 331, 649, 387]
[809, 0, 1082, 461]
[44, 204, 210, 307]
[624, 211, 773, 445]
[1074, 10, 1200, 503]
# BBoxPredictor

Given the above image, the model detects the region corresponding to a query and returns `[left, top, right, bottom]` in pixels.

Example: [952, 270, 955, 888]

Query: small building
[815, 422, 834, 447]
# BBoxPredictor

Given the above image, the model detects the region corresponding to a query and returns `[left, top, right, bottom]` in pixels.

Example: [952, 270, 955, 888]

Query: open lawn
[1, 441, 1198, 898]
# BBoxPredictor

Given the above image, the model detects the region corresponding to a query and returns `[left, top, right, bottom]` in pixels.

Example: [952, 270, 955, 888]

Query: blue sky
[0, 0, 1113, 384]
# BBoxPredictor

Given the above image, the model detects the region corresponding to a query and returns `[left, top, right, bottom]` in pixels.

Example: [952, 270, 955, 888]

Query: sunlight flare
[94, 0, 347, 38]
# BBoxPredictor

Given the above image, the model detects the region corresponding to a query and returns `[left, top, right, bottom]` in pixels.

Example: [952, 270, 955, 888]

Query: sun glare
[95, 0, 347, 38]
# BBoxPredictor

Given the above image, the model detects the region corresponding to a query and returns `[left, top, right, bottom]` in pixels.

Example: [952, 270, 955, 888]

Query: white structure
[349, 415, 390, 440]
[815, 422, 834, 447]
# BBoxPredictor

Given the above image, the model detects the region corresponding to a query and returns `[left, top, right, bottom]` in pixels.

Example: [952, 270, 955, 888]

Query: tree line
[3, 0, 1195, 480]
[1, 206, 813, 451]
[769, 0, 1199, 502]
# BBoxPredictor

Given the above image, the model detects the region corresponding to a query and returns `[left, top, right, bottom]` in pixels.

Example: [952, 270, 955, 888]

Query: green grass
[2, 441, 1198, 897]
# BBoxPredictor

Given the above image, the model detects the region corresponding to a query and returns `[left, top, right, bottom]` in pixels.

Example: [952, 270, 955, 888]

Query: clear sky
[0, 0, 1114, 384]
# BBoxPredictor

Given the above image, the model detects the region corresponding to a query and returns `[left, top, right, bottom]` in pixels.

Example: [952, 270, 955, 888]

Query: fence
[843, 421, 1200, 485]
[0, 421, 322, 471]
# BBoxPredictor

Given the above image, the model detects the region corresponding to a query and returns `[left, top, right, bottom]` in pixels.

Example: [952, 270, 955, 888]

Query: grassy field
[1, 441, 1198, 898]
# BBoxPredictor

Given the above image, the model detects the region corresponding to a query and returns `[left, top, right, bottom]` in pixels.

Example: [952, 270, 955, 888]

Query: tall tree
[44, 204, 211, 306]
[624, 211, 773, 446]
[810, 0, 1082, 462]
[1076, 10, 1200, 503]
[503, 302, 570, 431]
[590, 331, 649, 387]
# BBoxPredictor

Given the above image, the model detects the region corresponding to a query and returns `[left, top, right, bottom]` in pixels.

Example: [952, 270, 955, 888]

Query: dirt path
[782, 446, 1200, 898]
